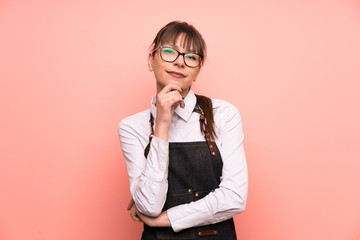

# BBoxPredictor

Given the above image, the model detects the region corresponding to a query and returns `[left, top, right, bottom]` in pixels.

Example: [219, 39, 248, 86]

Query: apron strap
[149, 112, 154, 144]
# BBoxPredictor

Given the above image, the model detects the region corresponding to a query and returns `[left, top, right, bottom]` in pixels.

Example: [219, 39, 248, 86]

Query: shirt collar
[150, 88, 197, 122]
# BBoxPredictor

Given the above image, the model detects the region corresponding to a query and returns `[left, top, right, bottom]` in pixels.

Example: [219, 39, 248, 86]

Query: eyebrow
[169, 44, 196, 53]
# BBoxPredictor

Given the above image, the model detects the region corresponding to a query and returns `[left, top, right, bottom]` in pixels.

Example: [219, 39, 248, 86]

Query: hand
[127, 198, 134, 210]
[155, 84, 184, 141]
[127, 198, 141, 222]
[135, 209, 171, 228]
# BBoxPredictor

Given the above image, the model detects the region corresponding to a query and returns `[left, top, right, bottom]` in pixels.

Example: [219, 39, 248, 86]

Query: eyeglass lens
[160, 47, 201, 67]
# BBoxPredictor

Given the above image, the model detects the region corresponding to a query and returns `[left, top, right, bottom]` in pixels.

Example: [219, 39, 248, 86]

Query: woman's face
[148, 34, 202, 96]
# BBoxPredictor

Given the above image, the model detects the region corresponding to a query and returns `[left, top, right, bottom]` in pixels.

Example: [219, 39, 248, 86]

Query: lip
[166, 70, 186, 78]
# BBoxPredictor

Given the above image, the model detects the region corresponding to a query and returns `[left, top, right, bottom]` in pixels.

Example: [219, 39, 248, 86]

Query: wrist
[154, 123, 169, 142]
[156, 211, 170, 227]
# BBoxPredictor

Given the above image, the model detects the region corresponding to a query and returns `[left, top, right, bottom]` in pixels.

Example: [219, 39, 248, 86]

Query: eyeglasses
[153, 46, 203, 68]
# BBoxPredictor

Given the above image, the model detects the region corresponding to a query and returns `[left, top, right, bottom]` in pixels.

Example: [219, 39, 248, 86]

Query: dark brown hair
[151, 21, 217, 139]
[151, 21, 206, 58]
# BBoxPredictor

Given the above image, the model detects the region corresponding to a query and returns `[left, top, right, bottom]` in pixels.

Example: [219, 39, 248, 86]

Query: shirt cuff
[167, 203, 212, 232]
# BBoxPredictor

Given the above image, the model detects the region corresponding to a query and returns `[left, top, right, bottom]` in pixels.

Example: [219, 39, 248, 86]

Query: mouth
[166, 70, 186, 78]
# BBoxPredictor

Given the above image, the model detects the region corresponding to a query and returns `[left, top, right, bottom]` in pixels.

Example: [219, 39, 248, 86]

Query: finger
[159, 84, 183, 95]
[130, 211, 141, 222]
[170, 96, 185, 109]
[157, 92, 184, 109]
[127, 198, 135, 210]
[134, 214, 141, 222]
[180, 98, 185, 108]
[130, 206, 142, 222]
[161, 84, 183, 93]
[159, 90, 183, 102]
[130, 212, 141, 222]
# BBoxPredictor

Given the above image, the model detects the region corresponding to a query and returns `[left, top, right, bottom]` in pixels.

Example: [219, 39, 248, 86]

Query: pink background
[1, 0, 360, 239]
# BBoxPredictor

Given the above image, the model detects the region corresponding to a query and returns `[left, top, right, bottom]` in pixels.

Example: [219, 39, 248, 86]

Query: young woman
[119, 21, 248, 239]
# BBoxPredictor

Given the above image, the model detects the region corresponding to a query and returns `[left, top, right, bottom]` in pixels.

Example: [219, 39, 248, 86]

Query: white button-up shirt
[118, 89, 248, 232]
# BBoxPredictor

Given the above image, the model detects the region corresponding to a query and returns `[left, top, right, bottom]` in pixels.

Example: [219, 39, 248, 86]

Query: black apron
[141, 106, 237, 240]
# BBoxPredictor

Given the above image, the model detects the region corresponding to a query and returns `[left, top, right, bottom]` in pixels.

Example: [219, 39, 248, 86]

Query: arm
[166, 102, 248, 232]
[127, 198, 170, 226]
[135, 207, 171, 227]
[119, 122, 170, 216]
[119, 84, 185, 217]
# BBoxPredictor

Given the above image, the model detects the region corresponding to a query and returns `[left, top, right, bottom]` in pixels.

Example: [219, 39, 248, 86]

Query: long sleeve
[119, 115, 169, 216]
[167, 101, 248, 232]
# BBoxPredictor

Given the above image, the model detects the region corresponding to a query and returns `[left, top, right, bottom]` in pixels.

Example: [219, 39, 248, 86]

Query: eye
[163, 48, 176, 54]
[185, 54, 198, 60]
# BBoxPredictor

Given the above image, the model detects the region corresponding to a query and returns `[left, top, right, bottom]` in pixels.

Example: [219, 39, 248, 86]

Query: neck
[180, 87, 190, 98]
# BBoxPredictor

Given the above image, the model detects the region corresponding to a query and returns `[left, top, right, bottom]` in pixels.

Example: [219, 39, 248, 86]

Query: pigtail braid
[195, 94, 217, 140]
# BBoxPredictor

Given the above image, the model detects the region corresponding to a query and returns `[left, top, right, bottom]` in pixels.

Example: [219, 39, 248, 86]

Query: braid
[195, 94, 217, 140]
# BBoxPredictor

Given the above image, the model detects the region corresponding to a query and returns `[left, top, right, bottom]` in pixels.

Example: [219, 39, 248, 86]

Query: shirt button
[195, 192, 199, 197]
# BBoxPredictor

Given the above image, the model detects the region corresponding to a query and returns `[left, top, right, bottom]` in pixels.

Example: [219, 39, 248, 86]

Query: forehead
[160, 33, 198, 52]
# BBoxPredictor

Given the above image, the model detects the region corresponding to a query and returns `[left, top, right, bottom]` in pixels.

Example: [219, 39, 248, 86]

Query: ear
[148, 52, 154, 72]
[148, 44, 155, 72]
[199, 60, 204, 68]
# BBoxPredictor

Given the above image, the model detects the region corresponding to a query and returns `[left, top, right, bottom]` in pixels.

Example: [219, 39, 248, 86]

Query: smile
[166, 71, 186, 78]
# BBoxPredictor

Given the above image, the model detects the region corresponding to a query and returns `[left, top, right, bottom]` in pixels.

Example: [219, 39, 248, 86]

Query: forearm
[154, 122, 170, 142]
[136, 209, 171, 227]
[130, 136, 170, 216]
[167, 182, 247, 232]
[120, 119, 170, 216]
[132, 178, 168, 216]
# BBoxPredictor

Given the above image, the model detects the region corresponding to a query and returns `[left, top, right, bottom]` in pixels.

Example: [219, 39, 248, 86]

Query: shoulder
[118, 109, 150, 136]
[211, 98, 243, 134]
[211, 98, 241, 117]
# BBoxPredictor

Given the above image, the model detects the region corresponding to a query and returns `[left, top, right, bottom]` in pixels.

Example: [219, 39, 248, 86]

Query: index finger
[159, 84, 183, 95]
[127, 198, 135, 211]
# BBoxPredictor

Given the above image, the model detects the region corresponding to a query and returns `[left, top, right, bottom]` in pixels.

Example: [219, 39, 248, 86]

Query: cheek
[190, 69, 200, 80]
[153, 67, 167, 82]
[153, 61, 166, 74]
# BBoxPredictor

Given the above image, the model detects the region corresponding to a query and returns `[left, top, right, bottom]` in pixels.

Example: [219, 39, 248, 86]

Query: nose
[173, 54, 185, 67]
